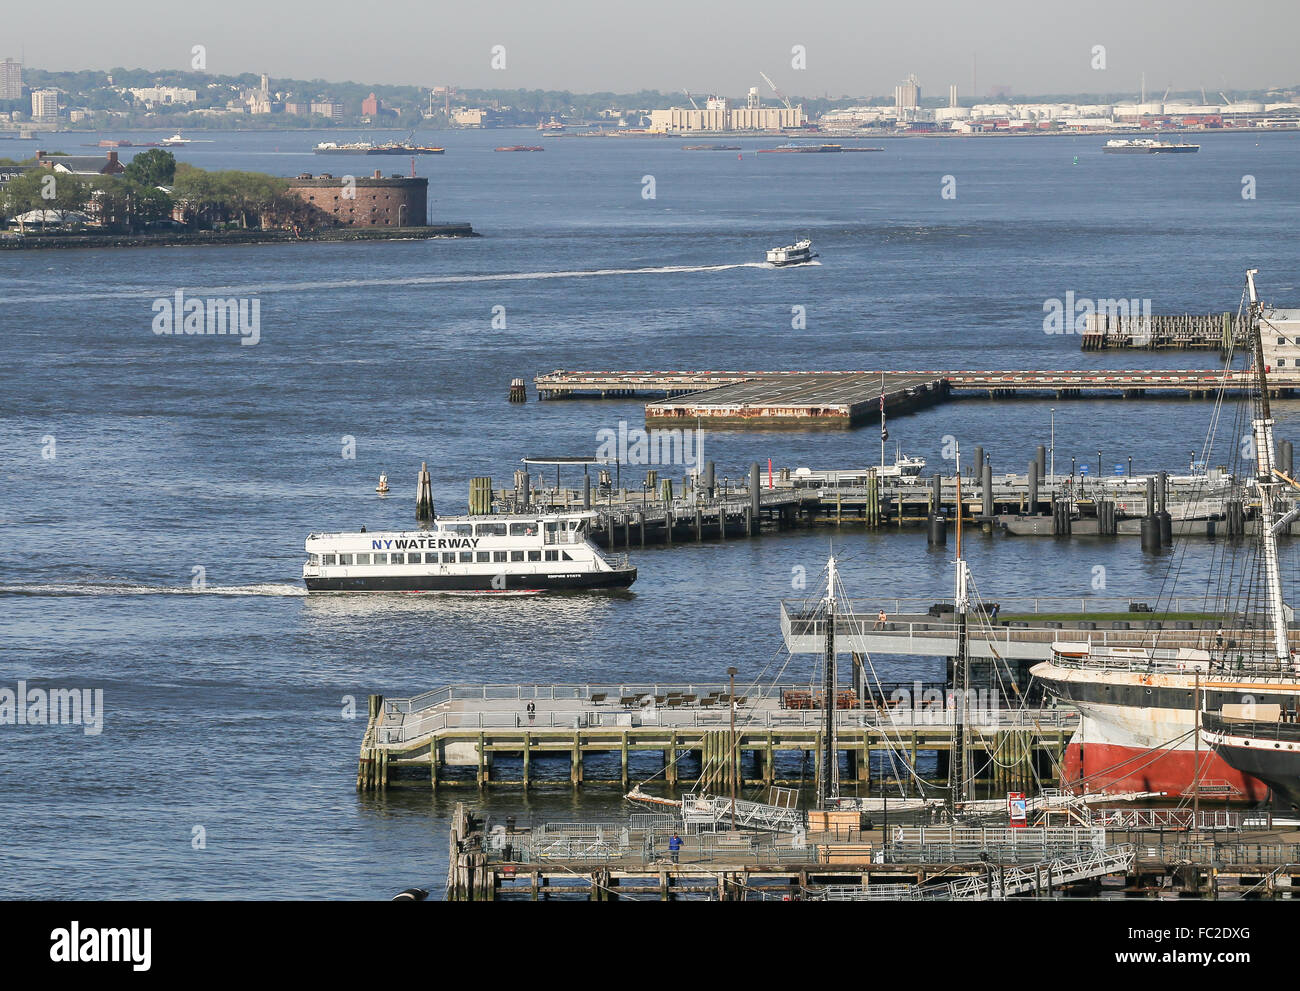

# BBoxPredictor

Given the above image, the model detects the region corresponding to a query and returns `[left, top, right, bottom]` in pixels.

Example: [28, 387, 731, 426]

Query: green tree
[123, 148, 176, 187]
[0, 169, 90, 232]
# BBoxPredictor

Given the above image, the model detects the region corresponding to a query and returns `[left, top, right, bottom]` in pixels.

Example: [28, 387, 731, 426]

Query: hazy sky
[5, 0, 1296, 98]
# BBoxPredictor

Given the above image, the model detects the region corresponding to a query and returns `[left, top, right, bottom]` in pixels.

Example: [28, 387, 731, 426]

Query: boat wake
[12, 262, 774, 304]
[0, 582, 307, 597]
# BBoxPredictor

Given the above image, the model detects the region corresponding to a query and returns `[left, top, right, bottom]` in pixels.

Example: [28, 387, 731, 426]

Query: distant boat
[494, 145, 545, 152]
[315, 140, 444, 155]
[682, 144, 741, 151]
[1103, 138, 1199, 154]
[162, 133, 191, 146]
[766, 238, 816, 266]
[758, 143, 845, 154]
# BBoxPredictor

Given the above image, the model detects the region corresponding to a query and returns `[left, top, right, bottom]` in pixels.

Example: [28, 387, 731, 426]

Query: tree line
[0, 149, 329, 234]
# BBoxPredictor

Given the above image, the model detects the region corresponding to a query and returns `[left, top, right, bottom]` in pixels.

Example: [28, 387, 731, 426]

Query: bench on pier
[589, 693, 608, 705]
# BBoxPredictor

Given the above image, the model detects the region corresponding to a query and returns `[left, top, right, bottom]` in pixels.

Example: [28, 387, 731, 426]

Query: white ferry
[766, 239, 816, 266]
[301, 510, 636, 593]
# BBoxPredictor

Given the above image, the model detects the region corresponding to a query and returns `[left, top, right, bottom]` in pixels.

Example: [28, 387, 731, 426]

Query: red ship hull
[1063, 741, 1270, 802]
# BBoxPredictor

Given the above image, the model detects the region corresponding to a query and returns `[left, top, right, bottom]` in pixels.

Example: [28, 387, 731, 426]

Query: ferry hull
[305, 567, 635, 593]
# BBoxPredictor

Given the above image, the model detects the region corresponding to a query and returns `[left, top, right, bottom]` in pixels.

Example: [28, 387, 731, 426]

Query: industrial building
[648, 88, 803, 133]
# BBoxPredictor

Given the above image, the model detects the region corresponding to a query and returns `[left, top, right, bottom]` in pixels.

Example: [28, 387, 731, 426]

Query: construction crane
[682, 88, 700, 111]
[759, 71, 793, 110]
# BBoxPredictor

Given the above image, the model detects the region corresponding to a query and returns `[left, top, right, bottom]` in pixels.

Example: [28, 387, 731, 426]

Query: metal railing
[375, 689, 1075, 745]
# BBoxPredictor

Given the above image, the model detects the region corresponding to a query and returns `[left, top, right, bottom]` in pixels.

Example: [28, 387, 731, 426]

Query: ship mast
[819, 555, 840, 807]
[1246, 269, 1291, 667]
[949, 444, 972, 807]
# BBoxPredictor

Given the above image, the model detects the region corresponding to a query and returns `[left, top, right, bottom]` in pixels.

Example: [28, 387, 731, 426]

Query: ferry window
[476, 552, 490, 563]
[322, 554, 336, 566]
[493, 551, 507, 563]
[569, 520, 580, 530]
[356, 553, 371, 565]
[561, 551, 574, 561]
[510, 550, 525, 562]
[459, 551, 473, 563]
[545, 550, 558, 561]
[445, 524, 473, 535]
[528, 550, 541, 562]
[310, 554, 320, 565]
[442, 552, 457, 564]
[338, 554, 353, 565]
[390, 553, 404, 565]
[509, 523, 532, 536]
[373, 553, 387, 565]
[476, 523, 507, 537]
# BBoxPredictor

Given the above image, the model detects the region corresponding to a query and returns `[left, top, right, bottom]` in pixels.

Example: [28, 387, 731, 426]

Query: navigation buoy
[376, 473, 390, 494]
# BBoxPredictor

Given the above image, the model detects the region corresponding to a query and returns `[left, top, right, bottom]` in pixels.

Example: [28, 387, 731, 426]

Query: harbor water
[2, 127, 1300, 897]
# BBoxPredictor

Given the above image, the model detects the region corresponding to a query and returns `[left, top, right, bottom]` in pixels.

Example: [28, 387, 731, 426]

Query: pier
[356, 684, 1074, 795]
[445, 805, 1300, 901]
[533, 368, 1300, 430]
[1080, 311, 1249, 351]
[473, 453, 1297, 546]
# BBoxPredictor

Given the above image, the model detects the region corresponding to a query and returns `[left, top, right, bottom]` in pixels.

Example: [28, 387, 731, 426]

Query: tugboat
[302, 510, 636, 592]
[766, 239, 816, 266]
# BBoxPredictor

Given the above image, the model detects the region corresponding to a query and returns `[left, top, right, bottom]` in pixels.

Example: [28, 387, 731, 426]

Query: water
[3, 127, 1300, 898]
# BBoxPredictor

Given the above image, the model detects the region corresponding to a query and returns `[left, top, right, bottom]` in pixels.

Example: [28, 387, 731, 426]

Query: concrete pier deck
[533, 368, 1300, 429]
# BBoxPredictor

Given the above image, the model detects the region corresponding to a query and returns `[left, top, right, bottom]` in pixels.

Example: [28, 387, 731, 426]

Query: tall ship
[1032, 270, 1300, 802]
[302, 510, 635, 592]
[1202, 711, 1300, 807]
[1103, 138, 1200, 154]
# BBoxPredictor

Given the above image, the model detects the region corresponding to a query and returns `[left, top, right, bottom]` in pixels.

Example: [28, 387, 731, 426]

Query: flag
[880, 392, 888, 441]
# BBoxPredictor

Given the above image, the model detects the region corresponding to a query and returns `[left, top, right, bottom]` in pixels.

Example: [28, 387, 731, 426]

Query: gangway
[818, 844, 1135, 900]
[678, 790, 807, 834]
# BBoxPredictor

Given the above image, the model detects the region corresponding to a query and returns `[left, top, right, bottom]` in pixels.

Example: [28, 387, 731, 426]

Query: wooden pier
[1080, 311, 1249, 351]
[475, 457, 1298, 545]
[357, 684, 1074, 795]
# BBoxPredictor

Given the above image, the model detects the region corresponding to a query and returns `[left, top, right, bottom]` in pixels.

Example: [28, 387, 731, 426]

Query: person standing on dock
[526, 701, 536, 725]
[668, 832, 682, 864]
[874, 609, 887, 630]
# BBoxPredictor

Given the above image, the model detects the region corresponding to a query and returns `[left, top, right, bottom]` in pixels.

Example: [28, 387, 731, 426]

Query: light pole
[727, 666, 738, 831]
[1050, 408, 1055, 480]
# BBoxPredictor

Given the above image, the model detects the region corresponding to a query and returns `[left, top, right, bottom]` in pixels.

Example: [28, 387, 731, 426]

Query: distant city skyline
[4, 0, 1297, 98]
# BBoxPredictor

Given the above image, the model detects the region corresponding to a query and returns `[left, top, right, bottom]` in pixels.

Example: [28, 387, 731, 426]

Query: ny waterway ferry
[302, 510, 636, 593]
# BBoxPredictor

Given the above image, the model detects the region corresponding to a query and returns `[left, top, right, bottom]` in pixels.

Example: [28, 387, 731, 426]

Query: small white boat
[766, 239, 816, 266]
[376, 473, 390, 494]
[874, 452, 926, 479]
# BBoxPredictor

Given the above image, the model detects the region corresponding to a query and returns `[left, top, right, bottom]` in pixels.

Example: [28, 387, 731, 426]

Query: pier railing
[375, 683, 1075, 746]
